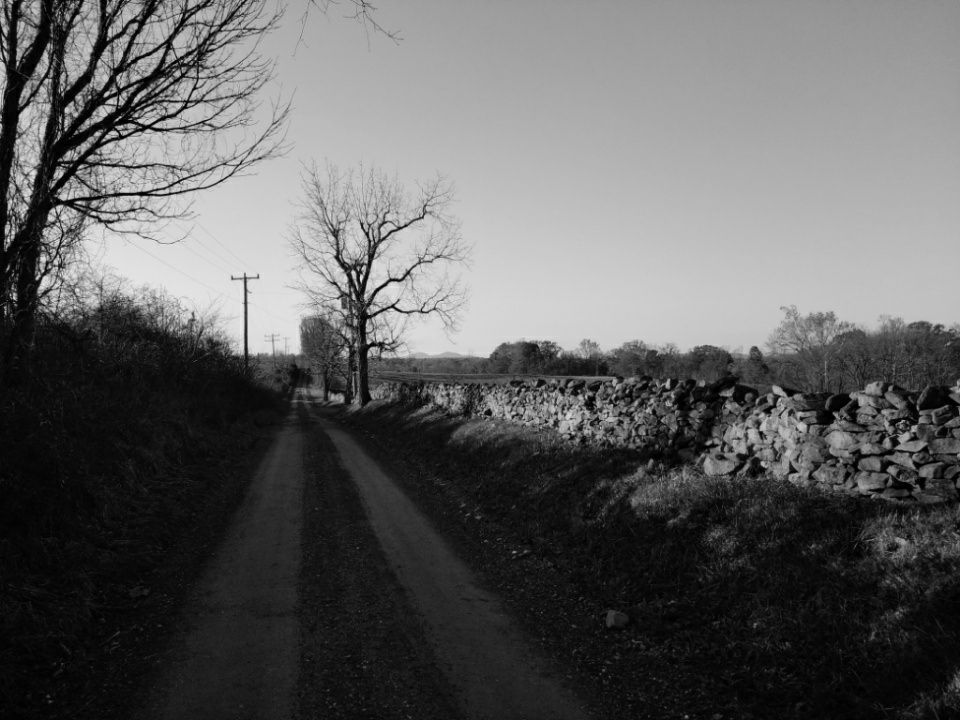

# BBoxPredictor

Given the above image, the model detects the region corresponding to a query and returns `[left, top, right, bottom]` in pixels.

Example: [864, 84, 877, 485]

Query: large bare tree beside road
[0, 0, 288, 379]
[291, 162, 470, 405]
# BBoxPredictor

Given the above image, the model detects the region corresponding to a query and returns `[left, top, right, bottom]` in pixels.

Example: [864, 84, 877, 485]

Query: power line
[177, 238, 235, 276]
[156, 219, 248, 276]
[187, 226, 248, 272]
[247, 297, 291, 324]
[195, 219, 254, 269]
[128, 241, 229, 300]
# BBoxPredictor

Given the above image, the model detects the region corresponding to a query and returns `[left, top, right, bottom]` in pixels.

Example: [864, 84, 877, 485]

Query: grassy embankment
[343, 398, 960, 720]
[0, 291, 286, 720]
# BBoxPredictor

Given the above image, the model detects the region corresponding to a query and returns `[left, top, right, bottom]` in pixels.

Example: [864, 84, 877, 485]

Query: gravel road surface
[311, 401, 590, 720]
[140, 405, 303, 720]
[138, 389, 590, 720]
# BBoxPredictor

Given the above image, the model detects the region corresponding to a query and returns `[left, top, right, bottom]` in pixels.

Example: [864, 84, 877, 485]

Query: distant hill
[407, 351, 471, 359]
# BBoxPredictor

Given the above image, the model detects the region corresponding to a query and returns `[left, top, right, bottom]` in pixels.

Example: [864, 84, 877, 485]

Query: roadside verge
[335, 399, 960, 720]
[1, 398, 285, 720]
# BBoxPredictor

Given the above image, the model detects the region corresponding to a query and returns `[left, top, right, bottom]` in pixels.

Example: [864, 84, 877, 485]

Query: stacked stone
[376, 376, 747, 453]
[703, 381, 960, 503]
[372, 376, 960, 503]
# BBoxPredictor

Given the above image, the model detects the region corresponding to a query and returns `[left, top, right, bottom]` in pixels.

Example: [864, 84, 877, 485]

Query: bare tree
[0, 0, 289, 379]
[608, 340, 662, 378]
[576, 338, 602, 375]
[767, 305, 854, 392]
[291, 161, 470, 405]
[300, 311, 346, 401]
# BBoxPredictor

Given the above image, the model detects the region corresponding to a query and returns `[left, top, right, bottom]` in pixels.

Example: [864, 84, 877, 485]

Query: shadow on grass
[345, 399, 960, 720]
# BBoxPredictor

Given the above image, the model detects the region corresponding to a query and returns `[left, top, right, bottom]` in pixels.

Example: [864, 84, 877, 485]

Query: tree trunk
[357, 323, 371, 406]
[344, 346, 355, 405]
[3, 238, 40, 381]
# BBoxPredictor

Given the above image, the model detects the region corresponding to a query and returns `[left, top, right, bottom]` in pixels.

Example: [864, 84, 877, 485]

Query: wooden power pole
[231, 273, 259, 370]
[264, 333, 280, 367]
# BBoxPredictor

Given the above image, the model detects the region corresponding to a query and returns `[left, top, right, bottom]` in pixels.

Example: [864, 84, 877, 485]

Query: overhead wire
[161, 219, 245, 274]
[189, 231, 248, 272]
[175, 238, 235, 276]
[247, 297, 292, 324]
[126, 240, 230, 301]
[194, 219, 256, 271]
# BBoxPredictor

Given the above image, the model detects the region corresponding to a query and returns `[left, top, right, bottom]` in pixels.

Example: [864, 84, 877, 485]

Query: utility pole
[231, 273, 259, 370]
[283, 336, 289, 355]
[265, 333, 280, 368]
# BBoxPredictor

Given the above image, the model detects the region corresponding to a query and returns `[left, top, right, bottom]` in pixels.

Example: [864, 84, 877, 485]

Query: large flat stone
[929, 438, 960, 455]
[858, 456, 884, 473]
[826, 430, 859, 451]
[918, 462, 946, 479]
[703, 452, 742, 477]
[887, 452, 917, 470]
[895, 440, 928, 453]
[856, 472, 889, 493]
[885, 390, 914, 411]
[812, 464, 850, 485]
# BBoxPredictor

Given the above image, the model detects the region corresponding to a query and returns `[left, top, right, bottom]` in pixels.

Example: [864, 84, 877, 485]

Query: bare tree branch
[302, 0, 400, 45]
[0, 0, 289, 378]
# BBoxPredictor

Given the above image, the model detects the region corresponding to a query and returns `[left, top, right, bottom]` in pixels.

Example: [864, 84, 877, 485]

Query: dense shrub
[0, 286, 271, 533]
[0, 283, 283, 719]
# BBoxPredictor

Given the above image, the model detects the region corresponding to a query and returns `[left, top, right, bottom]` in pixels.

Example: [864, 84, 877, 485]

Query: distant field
[370, 371, 523, 385]
[369, 371, 614, 385]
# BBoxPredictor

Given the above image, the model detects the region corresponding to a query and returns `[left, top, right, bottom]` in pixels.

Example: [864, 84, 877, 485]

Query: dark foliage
[0, 288, 283, 719]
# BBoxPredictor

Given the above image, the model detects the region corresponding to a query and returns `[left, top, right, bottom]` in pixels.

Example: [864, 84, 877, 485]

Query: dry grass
[343, 399, 960, 719]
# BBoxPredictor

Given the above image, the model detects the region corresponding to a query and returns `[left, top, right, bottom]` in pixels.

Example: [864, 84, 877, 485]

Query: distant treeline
[371, 307, 960, 394]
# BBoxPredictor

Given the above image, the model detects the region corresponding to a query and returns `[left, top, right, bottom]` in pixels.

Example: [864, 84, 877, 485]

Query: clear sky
[97, 0, 960, 358]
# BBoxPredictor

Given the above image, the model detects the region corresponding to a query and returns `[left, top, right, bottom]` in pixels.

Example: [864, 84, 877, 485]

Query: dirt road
[140, 406, 304, 720]
[140, 390, 590, 720]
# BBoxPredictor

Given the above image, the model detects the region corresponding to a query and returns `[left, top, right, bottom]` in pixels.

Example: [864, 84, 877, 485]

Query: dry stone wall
[372, 376, 960, 503]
